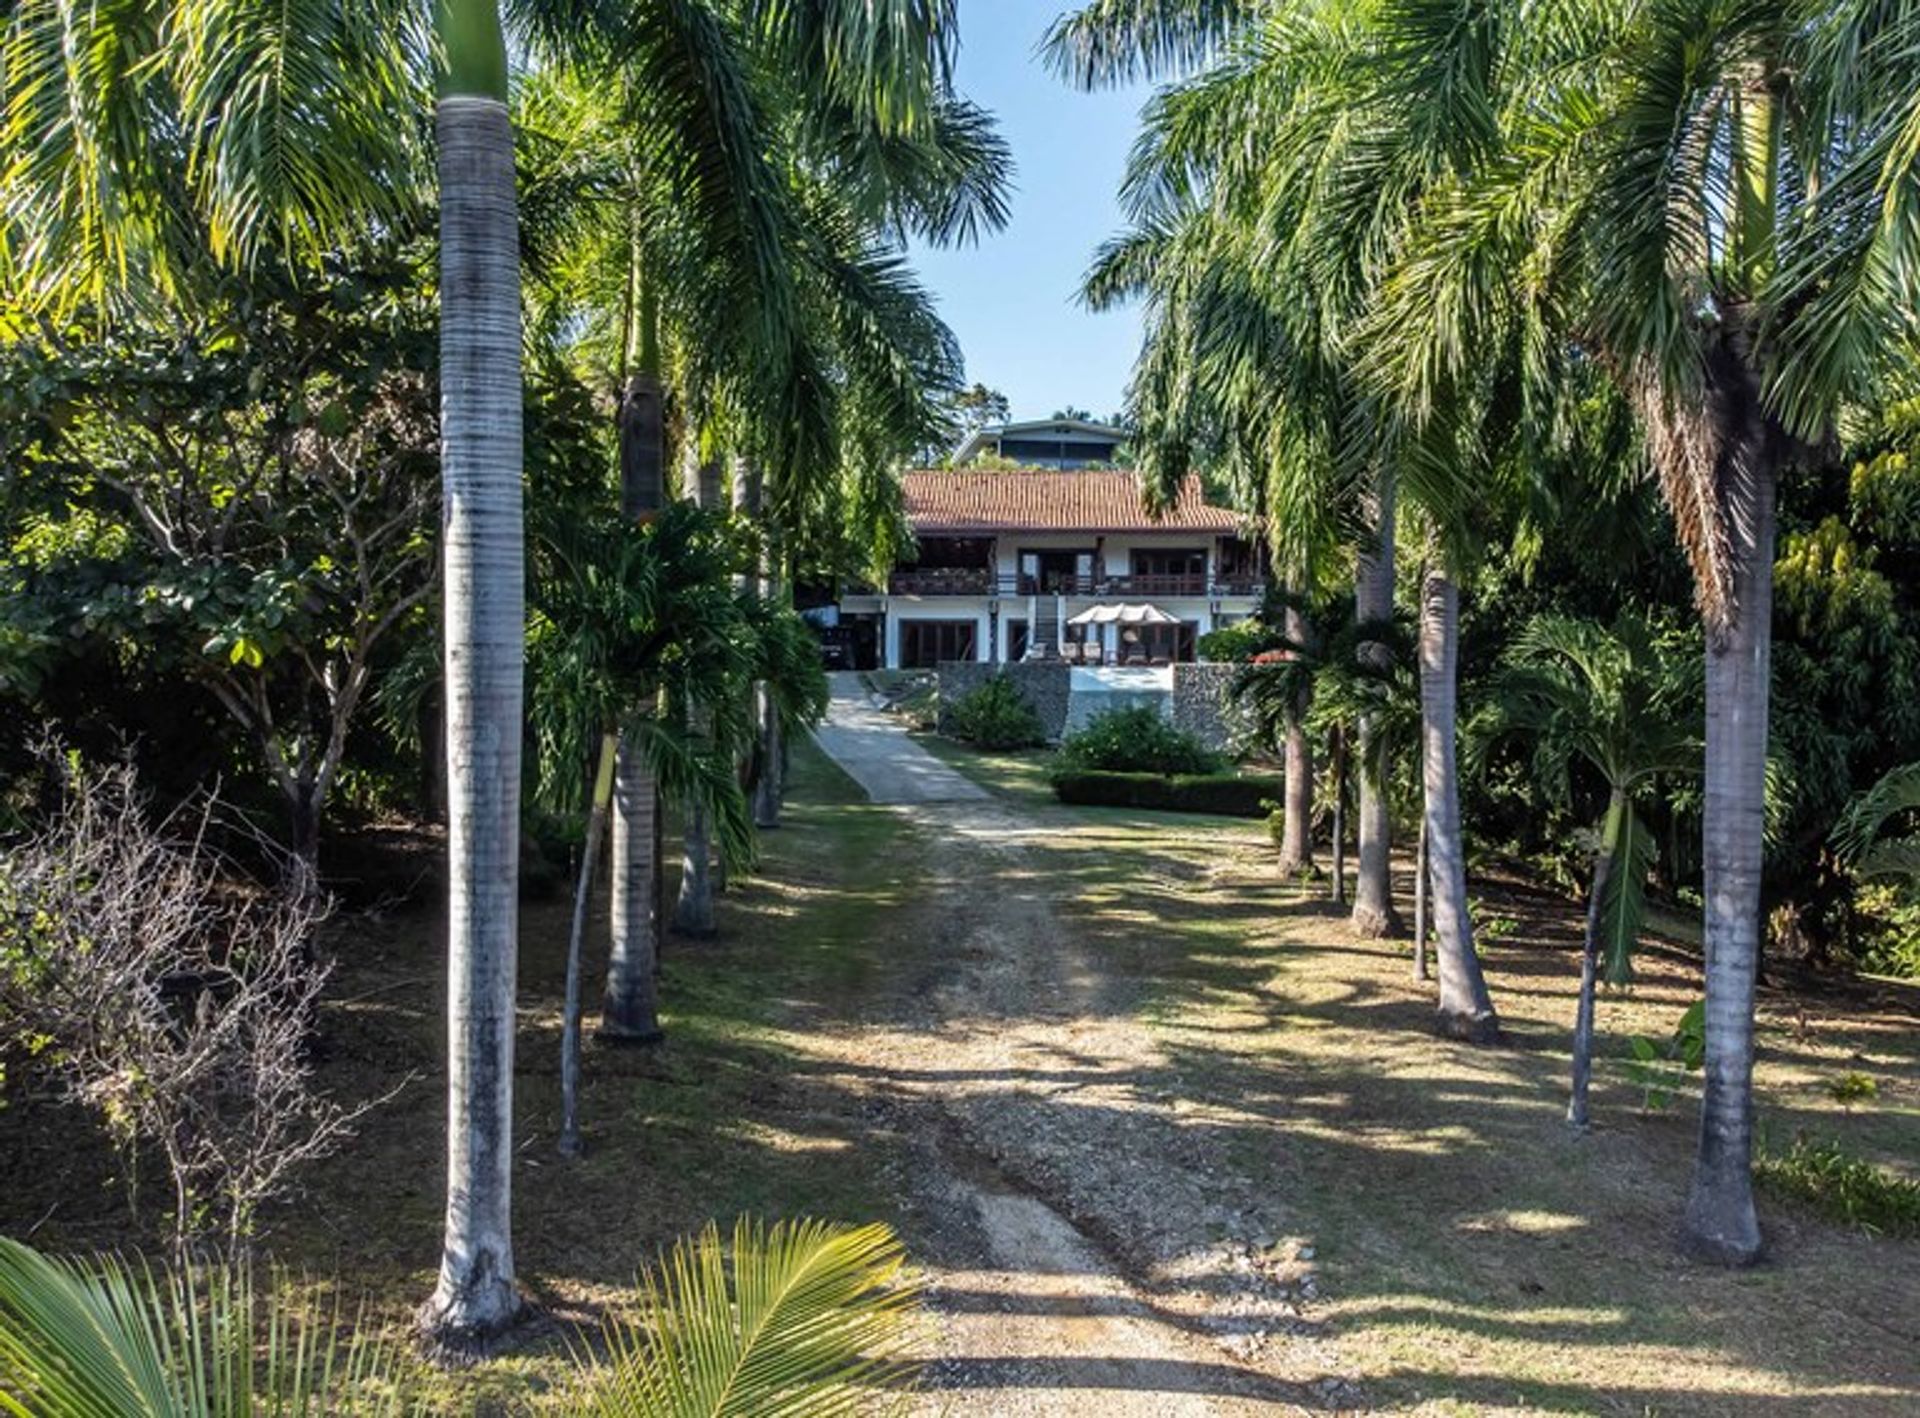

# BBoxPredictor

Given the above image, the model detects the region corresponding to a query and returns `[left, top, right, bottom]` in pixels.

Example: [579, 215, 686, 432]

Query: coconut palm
[1479, 613, 1702, 1125]
[1364, 0, 1920, 1262]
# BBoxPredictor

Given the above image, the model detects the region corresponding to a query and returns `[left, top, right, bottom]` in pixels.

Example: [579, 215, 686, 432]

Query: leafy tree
[0, 256, 439, 893]
[950, 382, 1012, 433]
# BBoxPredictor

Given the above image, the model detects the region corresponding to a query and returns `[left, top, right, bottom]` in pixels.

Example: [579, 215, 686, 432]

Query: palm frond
[0, 1238, 417, 1416]
[1598, 797, 1657, 985]
[1833, 761, 1920, 872]
[570, 1218, 918, 1417]
[1043, 0, 1260, 89]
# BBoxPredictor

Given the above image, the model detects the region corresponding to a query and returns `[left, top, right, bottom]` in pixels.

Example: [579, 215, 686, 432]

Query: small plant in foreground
[1826, 1071, 1880, 1110]
[0, 1220, 918, 1414]
[1055, 704, 1224, 776]
[946, 674, 1046, 750]
[1756, 1134, 1920, 1237]
[1623, 1000, 1706, 1112]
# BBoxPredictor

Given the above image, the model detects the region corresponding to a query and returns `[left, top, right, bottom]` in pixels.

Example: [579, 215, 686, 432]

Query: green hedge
[1050, 770, 1283, 817]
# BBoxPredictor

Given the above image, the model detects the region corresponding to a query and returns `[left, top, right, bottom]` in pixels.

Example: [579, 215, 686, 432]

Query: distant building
[835, 465, 1266, 670]
[951, 417, 1127, 469]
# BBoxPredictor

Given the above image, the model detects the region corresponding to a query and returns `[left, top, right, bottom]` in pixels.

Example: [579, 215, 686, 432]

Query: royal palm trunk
[422, 0, 523, 1339]
[1684, 425, 1776, 1264]
[1352, 478, 1398, 936]
[1419, 563, 1497, 1042]
[601, 370, 666, 1042]
[1278, 601, 1315, 876]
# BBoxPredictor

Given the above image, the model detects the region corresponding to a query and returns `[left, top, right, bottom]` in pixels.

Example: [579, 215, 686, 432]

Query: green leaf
[570, 1217, 919, 1417]
[1597, 798, 1656, 986]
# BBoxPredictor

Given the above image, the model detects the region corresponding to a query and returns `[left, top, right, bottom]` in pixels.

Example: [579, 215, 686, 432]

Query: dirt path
[806, 711, 1330, 1412]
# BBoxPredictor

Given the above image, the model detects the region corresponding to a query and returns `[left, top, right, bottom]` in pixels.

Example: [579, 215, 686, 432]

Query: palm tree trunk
[1412, 811, 1430, 982]
[602, 367, 666, 1042]
[559, 734, 618, 1157]
[602, 739, 664, 1042]
[1419, 563, 1498, 1043]
[1329, 724, 1348, 907]
[1277, 602, 1316, 876]
[421, 0, 522, 1343]
[1352, 477, 1399, 936]
[674, 803, 718, 937]
[1568, 789, 1622, 1131]
[736, 460, 783, 828]
[1684, 433, 1776, 1265]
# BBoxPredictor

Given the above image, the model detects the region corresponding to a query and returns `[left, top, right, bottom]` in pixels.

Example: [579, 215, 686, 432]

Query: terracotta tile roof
[902, 469, 1242, 534]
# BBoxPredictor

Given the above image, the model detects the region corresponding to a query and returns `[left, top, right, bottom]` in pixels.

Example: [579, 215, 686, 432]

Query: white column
[1056, 594, 1066, 659]
[978, 610, 992, 663]
[883, 606, 898, 669]
[1027, 594, 1038, 657]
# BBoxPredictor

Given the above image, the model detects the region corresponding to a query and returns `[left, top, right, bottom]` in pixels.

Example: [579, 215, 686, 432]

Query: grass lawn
[922, 740, 1920, 1413]
[3, 723, 1914, 1413]
[0, 738, 935, 1407]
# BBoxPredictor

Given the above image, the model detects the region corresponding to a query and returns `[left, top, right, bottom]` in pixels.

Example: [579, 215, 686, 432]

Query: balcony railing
[886, 570, 1266, 598]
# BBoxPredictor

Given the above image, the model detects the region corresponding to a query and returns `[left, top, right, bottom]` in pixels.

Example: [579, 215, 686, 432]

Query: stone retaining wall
[937, 661, 1072, 742]
[1171, 662, 1248, 752]
[937, 660, 1247, 750]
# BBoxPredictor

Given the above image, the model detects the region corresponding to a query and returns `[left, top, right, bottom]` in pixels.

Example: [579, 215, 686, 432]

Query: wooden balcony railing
[887, 569, 1267, 599]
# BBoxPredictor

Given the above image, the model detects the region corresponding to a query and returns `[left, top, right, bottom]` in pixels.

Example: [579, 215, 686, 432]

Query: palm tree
[1366, 0, 1920, 1262]
[424, 0, 527, 1343]
[527, 501, 765, 1149]
[1416, 554, 1498, 1039]
[1479, 613, 1702, 1123]
[1061, 1, 1518, 969]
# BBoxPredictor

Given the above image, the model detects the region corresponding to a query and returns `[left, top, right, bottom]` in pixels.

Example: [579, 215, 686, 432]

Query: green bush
[1756, 1134, 1920, 1237]
[1051, 770, 1282, 816]
[1056, 704, 1224, 775]
[945, 674, 1046, 750]
[1195, 620, 1270, 663]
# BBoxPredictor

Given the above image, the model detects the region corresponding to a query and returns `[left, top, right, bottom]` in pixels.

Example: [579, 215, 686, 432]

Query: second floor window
[1129, 549, 1207, 581]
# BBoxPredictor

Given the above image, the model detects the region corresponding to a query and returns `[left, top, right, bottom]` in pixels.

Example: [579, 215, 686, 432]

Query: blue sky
[909, 1, 1149, 424]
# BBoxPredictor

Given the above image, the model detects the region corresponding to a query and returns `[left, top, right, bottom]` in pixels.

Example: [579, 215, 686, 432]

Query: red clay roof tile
[902, 469, 1240, 534]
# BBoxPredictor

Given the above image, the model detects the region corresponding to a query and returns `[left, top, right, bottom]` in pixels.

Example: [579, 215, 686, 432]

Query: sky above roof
[907, 1, 1149, 424]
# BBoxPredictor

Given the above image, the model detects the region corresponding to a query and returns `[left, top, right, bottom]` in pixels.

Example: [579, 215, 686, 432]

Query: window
[899, 619, 977, 668]
[1130, 548, 1207, 582]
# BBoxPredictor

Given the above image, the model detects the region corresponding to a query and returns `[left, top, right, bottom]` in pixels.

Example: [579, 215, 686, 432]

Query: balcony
[886, 569, 1265, 599]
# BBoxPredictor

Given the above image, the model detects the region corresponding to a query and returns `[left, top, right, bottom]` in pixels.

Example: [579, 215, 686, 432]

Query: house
[836, 466, 1266, 670]
[951, 417, 1127, 469]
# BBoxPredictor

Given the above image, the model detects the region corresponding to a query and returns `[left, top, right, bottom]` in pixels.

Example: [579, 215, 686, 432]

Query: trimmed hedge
[1050, 770, 1283, 817]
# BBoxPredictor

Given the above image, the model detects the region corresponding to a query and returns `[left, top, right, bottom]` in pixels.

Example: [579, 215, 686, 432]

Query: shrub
[0, 753, 380, 1252]
[1051, 770, 1282, 817]
[1056, 704, 1224, 775]
[945, 674, 1046, 750]
[1756, 1134, 1920, 1237]
[1195, 620, 1271, 663]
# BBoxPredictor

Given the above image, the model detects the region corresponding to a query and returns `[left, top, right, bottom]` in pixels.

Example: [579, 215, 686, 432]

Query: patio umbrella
[1067, 602, 1180, 626]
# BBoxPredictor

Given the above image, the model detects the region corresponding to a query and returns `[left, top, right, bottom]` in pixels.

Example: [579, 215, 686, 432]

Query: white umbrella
[1067, 602, 1180, 626]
